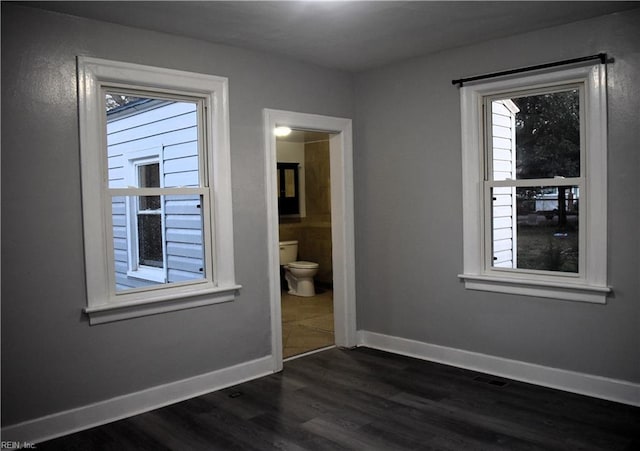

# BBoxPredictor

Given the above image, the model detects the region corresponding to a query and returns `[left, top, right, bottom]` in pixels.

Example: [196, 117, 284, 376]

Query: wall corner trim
[1, 355, 274, 444]
[357, 330, 640, 407]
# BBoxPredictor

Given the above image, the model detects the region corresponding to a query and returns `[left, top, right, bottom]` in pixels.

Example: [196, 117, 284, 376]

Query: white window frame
[458, 63, 611, 303]
[78, 57, 240, 324]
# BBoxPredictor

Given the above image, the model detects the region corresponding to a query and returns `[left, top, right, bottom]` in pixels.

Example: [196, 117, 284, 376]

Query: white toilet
[279, 240, 319, 297]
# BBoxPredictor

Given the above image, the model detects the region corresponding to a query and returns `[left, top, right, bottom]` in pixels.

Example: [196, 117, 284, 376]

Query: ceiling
[25, 1, 638, 72]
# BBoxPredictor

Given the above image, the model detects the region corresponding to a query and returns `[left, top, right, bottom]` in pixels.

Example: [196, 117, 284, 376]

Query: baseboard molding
[6, 337, 638, 444]
[2, 355, 274, 444]
[358, 330, 640, 407]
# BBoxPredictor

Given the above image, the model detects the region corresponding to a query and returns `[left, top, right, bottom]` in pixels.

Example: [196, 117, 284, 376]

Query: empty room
[2, 1, 639, 449]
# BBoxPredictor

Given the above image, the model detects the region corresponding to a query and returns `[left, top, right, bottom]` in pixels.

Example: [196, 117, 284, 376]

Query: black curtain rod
[451, 53, 607, 87]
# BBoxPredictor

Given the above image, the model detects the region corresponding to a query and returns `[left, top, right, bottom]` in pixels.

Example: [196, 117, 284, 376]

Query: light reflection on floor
[281, 288, 334, 358]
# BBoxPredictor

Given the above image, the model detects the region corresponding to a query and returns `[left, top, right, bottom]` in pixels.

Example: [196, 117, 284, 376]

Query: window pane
[138, 214, 163, 267]
[106, 94, 200, 189]
[491, 89, 580, 180]
[139, 195, 161, 211]
[139, 163, 160, 188]
[112, 194, 206, 292]
[491, 186, 579, 273]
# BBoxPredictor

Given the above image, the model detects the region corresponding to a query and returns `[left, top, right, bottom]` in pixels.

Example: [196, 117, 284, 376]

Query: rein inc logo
[1, 442, 36, 450]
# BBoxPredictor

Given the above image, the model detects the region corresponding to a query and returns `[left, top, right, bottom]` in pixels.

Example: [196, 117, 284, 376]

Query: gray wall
[354, 8, 640, 383]
[1, 4, 353, 426]
[3, 1, 639, 430]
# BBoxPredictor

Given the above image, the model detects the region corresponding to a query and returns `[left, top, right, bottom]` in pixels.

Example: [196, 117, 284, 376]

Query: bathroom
[277, 129, 334, 358]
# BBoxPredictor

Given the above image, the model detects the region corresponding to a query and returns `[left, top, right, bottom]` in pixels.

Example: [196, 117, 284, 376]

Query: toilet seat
[288, 261, 318, 269]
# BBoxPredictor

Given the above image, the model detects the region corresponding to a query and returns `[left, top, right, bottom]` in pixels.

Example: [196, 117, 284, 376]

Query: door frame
[263, 109, 357, 372]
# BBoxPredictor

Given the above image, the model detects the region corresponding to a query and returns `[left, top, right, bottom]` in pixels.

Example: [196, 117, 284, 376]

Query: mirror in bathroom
[277, 162, 300, 216]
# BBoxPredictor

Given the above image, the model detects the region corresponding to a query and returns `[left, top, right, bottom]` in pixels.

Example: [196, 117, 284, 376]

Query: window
[78, 57, 239, 324]
[132, 159, 164, 278]
[459, 63, 610, 303]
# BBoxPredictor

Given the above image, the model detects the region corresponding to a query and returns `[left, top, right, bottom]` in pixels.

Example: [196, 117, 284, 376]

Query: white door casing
[263, 109, 356, 372]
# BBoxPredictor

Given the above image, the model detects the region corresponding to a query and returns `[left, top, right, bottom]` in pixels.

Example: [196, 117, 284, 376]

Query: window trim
[458, 63, 610, 303]
[78, 57, 240, 324]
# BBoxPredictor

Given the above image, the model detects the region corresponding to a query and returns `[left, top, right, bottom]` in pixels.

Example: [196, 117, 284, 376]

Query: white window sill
[127, 268, 166, 283]
[458, 274, 610, 304]
[84, 284, 241, 325]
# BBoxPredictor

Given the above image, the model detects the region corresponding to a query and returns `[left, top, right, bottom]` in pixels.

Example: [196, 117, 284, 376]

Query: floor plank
[39, 347, 640, 450]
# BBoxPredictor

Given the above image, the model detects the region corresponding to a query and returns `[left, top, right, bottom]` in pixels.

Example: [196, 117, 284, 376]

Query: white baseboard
[358, 330, 640, 407]
[2, 355, 274, 444]
[6, 336, 638, 444]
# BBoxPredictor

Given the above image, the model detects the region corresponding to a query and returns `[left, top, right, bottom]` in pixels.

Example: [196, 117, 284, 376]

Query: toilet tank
[279, 240, 298, 265]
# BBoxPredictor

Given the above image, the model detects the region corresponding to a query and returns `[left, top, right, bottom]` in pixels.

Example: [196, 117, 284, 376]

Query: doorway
[277, 130, 335, 358]
[264, 109, 356, 372]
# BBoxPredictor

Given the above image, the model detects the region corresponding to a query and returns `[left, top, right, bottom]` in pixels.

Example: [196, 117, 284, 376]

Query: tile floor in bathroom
[281, 287, 334, 358]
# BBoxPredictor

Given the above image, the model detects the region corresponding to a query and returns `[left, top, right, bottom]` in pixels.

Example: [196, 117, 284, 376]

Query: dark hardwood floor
[40, 347, 639, 450]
